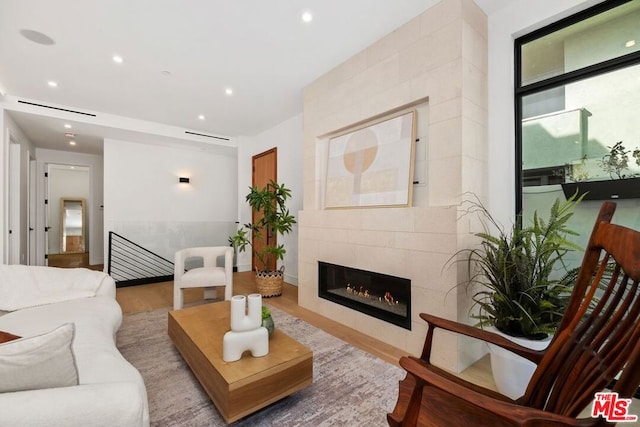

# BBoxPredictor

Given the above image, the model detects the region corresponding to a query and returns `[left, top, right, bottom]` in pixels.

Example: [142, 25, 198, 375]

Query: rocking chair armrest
[419, 313, 545, 364]
[400, 356, 595, 427]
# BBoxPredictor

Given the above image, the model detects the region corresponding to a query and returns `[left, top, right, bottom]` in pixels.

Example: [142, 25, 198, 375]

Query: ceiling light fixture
[301, 11, 313, 23]
[69, 141, 76, 146]
[64, 132, 75, 138]
[198, 114, 205, 120]
[225, 88, 233, 96]
[64, 124, 72, 129]
[625, 40, 636, 48]
[113, 55, 124, 63]
[48, 81, 58, 88]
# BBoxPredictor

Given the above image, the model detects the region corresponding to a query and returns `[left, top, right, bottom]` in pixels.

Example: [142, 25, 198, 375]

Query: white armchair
[173, 246, 234, 310]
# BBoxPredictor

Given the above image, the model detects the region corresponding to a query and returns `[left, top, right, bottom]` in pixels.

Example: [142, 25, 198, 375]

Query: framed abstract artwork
[325, 110, 416, 208]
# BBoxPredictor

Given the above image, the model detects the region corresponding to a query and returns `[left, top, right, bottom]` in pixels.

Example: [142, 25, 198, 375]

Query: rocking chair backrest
[522, 202, 640, 417]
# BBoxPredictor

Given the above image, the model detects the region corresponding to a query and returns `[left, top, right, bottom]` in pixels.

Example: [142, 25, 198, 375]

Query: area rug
[117, 304, 405, 426]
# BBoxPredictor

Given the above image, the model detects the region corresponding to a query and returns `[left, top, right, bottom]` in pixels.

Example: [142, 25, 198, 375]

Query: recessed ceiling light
[69, 141, 76, 146]
[113, 55, 124, 64]
[198, 114, 205, 120]
[225, 88, 233, 96]
[48, 81, 58, 88]
[625, 40, 636, 48]
[301, 11, 313, 23]
[64, 132, 75, 138]
[64, 124, 72, 129]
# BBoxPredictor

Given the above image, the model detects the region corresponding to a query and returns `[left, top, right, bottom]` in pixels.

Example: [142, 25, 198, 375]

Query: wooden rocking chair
[388, 202, 640, 426]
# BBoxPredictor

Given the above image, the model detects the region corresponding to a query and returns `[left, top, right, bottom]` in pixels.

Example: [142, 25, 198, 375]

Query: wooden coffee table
[168, 301, 313, 423]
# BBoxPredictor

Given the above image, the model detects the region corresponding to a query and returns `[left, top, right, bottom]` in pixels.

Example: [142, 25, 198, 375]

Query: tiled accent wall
[299, 0, 488, 373]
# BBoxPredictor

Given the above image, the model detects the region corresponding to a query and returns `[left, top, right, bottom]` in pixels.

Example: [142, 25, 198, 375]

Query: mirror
[60, 198, 86, 253]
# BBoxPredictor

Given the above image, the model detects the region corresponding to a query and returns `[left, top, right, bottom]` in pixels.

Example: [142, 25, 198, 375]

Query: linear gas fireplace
[318, 261, 411, 330]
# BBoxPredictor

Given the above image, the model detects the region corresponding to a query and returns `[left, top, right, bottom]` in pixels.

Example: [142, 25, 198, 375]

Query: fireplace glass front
[318, 261, 411, 330]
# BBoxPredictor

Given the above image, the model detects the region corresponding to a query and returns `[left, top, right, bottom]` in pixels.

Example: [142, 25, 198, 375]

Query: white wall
[35, 148, 104, 266]
[2, 112, 35, 265]
[486, 0, 603, 224]
[104, 138, 238, 263]
[236, 114, 303, 284]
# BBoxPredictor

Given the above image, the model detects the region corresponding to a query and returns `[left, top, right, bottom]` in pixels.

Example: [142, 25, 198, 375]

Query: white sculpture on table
[222, 294, 269, 362]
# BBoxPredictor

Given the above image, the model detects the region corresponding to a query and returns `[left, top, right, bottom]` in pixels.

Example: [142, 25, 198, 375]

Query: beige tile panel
[461, 0, 488, 40]
[429, 117, 463, 160]
[354, 313, 409, 350]
[395, 231, 457, 254]
[413, 206, 458, 233]
[461, 97, 487, 126]
[462, 117, 487, 161]
[360, 207, 416, 232]
[428, 329, 460, 373]
[430, 97, 462, 124]
[462, 20, 488, 72]
[347, 229, 396, 248]
[462, 60, 487, 109]
[399, 21, 463, 82]
[429, 156, 463, 206]
[327, 50, 368, 89]
[406, 320, 429, 357]
[366, 15, 421, 67]
[420, 0, 462, 38]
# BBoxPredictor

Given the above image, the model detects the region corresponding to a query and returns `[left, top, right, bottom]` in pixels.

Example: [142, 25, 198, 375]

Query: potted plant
[229, 180, 296, 297]
[562, 141, 640, 200]
[262, 306, 274, 336]
[457, 193, 582, 398]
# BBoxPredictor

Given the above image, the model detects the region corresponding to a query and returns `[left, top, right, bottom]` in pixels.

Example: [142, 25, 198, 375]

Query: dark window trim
[514, 0, 640, 215]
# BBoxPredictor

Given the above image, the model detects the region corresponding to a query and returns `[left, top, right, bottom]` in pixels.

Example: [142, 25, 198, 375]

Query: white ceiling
[0, 0, 509, 155]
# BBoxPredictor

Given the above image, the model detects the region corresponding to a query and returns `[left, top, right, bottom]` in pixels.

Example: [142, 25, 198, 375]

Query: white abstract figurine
[222, 294, 269, 362]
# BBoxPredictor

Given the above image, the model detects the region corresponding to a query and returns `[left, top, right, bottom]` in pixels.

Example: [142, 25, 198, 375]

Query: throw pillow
[0, 323, 79, 393]
[0, 330, 21, 343]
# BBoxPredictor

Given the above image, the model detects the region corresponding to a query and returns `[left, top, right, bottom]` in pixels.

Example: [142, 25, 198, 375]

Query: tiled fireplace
[298, 0, 488, 374]
[318, 261, 411, 330]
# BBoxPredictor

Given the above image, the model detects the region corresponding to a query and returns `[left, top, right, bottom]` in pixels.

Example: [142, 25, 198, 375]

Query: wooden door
[251, 148, 277, 271]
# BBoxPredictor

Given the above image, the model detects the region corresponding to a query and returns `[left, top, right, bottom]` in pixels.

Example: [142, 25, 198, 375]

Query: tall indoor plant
[229, 180, 296, 297]
[458, 193, 582, 397]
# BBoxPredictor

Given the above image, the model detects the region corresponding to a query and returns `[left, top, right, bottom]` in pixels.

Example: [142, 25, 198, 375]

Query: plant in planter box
[597, 141, 639, 179]
[229, 180, 296, 297]
[455, 193, 583, 398]
[562, 142, 640, 200]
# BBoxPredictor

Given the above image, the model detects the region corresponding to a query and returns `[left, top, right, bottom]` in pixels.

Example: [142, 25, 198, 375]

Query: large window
[516, 0, 640, 267]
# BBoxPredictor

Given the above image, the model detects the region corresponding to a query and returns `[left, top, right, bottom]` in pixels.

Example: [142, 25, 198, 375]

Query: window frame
[514, 0, 640, 214]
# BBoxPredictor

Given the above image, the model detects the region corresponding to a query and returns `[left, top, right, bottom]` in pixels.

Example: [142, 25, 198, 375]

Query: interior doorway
[251, 148, 277, 271]
[45, 163, 92, 268]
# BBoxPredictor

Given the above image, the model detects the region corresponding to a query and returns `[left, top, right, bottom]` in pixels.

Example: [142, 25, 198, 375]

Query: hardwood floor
[116, 271, 496, 390]
[48, 252, 103, 271]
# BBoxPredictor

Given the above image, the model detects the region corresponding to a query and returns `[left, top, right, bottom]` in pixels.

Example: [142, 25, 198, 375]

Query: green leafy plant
[458, 193, 583, 339]
[598, 141, 639, 179]
[229, 180, 296, 273]
[261, 306, 271, 320]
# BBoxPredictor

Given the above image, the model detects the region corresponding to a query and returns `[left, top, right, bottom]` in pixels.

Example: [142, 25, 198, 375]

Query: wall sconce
[179, 177, 190, 184]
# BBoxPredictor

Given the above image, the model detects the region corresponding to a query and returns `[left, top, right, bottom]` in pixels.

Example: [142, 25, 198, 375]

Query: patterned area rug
[117, 304, 405, 426]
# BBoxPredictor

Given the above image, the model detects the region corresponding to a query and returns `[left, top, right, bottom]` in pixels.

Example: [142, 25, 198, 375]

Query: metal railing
[108, 231, 174, 287]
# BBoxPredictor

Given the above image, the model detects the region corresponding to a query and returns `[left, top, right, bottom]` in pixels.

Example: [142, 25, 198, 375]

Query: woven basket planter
[255, 267, 284, 297]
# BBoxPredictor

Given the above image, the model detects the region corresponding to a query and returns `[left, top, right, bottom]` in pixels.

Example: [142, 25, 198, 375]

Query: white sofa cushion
[0, 265, 113, 311]
[179, 266, 226, 288]
[0, 323, 78, 393]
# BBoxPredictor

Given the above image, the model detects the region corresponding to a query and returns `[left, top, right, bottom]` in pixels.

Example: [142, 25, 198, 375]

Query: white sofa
[0, 265, 149, 427]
